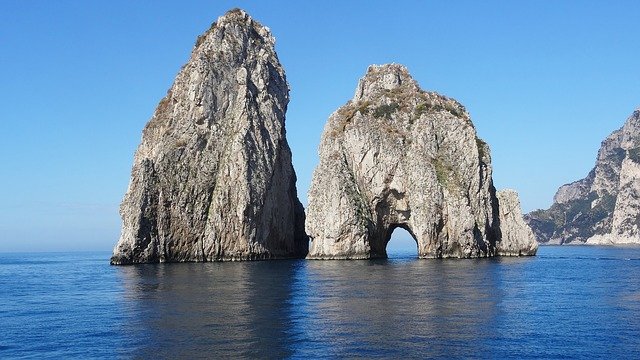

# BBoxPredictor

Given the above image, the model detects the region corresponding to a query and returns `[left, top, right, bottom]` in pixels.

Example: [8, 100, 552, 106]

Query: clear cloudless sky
[1, 1, 639, 252]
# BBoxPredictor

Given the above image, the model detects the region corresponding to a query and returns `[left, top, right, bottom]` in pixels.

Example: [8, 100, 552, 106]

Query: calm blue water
[1, 246, 640, 359]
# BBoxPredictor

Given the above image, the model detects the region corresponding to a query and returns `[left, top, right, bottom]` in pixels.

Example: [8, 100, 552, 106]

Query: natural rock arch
[368, 191, 420, 258]
[305, 64, 537, 259]
[374, 224, 419, 258]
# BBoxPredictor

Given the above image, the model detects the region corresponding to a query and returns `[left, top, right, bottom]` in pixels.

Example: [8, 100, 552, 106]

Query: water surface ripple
[1, 246, 640, 358]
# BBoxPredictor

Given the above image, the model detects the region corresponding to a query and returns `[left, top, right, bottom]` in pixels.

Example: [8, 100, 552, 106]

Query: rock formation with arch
[305, 64, 537, 259]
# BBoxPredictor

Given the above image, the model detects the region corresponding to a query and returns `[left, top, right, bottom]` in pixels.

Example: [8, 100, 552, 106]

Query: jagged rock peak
[194, 8, 275, 51]
[111, 9, 307, 264]
[525, 107, 640, 245]
[306, 64, 537, 259]
[354, 64, 420, 101]
[350, 64, 470, 122]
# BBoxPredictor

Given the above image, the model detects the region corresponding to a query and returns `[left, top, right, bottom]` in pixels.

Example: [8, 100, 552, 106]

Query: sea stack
[526, 109, 640, 245]
[305, 64, 537, 259]
[111, 9, 308, 264]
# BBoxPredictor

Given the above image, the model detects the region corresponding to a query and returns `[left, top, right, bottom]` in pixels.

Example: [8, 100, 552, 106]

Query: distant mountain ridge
[525, 109, 640, 245]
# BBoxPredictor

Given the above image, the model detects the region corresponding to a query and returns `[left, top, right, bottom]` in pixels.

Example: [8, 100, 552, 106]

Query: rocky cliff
[305, 64, 537, 259]
[111, 9, 308, 264]
[525, 109, 640, 245]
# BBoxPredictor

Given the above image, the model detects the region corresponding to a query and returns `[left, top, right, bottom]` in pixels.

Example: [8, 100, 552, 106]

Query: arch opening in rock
[378, 224, 419, 259]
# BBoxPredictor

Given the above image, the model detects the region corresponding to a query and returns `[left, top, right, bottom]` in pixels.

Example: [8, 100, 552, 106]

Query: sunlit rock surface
[526, 109, 640, 245]
[111, 9, 308, 264]
[305, 64, 537, 259]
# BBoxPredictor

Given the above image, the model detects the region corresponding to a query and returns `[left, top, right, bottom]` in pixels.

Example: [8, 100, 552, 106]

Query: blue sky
[1, 1, 639, 252]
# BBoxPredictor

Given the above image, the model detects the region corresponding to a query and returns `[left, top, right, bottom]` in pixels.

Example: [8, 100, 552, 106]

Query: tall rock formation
[496, 190, 538, 255]
[305, 64, 537, 259]
[111, 9, 308, 264]
[526, 109, 640, 245]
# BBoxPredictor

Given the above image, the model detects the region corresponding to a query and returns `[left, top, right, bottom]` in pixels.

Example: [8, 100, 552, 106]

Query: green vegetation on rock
[526, 191, 617, 244]
[476, 137, 488, 160]
[372, 102, 400, 119]
[628, 147, 640, 163]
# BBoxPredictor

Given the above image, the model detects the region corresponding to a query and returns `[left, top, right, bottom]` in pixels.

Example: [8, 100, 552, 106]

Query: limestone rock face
[526, 109, 640, 245]
[496, 190, 538, 255]
[111, 9, 308, 264]
[305, 64, 537, 259]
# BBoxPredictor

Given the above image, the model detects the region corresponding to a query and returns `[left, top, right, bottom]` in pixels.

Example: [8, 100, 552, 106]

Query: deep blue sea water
[1, 246, 640, 359]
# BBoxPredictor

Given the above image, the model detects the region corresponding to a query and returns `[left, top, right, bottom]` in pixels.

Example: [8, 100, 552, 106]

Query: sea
[1, 246, 640, 359]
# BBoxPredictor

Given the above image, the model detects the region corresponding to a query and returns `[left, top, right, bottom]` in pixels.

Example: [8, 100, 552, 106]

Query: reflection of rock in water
[115, 261, 299, 358]
[288, 260, 504, 358]
[113, 257, 547, 357]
